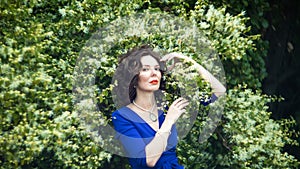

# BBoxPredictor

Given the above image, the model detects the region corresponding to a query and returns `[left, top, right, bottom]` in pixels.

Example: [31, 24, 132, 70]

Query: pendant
[149, 113, 157, 122]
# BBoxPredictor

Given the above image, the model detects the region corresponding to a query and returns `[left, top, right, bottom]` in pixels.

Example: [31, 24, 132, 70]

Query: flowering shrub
[0, 0, 298, 169]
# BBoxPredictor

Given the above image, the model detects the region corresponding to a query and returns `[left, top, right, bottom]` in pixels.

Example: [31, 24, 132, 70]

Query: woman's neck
[134, 91, 155, 110]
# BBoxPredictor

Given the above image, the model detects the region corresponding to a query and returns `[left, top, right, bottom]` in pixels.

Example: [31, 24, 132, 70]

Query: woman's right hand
[160, 52, 194, 72]
[165, 98, 189, 123]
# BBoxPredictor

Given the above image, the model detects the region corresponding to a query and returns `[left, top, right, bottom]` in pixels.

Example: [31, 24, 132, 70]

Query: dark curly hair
[112, 45, 166, 108]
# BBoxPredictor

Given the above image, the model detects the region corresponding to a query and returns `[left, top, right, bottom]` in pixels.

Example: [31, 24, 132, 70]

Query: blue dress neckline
[121, 106, 165, 132]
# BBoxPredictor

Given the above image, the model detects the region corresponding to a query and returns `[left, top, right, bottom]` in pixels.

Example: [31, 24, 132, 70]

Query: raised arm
[161, 52, 226, 97]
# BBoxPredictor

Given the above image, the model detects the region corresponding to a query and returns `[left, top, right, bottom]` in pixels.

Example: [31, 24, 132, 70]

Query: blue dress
[112, 94, 218, 169]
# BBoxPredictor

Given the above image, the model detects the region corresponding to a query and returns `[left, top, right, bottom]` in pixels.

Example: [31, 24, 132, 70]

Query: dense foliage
[0, 0, 298, 168]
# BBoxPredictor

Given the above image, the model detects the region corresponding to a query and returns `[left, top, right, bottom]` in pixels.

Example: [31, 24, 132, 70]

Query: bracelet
[155, 130, 171, 151]
[164, 118, 175, 125]
[156, 129, 171, 135]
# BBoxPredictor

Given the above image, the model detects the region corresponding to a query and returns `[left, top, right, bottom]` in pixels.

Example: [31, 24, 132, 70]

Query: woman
[112, 45, 226, 168]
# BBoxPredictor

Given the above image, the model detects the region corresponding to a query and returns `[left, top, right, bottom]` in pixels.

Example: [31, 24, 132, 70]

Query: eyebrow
[142, 65, 160, 67]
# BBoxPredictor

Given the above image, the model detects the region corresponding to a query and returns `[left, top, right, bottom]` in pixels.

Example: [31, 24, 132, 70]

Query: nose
[151, 68, 158, 77]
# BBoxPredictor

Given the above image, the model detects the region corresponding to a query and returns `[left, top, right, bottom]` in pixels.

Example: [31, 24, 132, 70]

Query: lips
[150, 80, 158, 85]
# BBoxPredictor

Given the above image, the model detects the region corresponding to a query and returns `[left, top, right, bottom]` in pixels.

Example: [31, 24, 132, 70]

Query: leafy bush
[0, 0, 298, 169]
[0, 0, 144, 168]
[222, 86, 299, 168]
[177, 86, 299, 168]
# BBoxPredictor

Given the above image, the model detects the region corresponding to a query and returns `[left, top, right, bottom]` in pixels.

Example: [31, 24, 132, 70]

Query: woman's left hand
[160, 52, 194, 71]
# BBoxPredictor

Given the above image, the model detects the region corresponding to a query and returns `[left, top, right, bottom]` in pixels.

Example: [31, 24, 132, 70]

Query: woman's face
[137, 55, 162, 92]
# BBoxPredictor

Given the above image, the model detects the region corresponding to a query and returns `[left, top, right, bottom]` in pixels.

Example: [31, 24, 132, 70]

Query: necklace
[132, 100, 157, 122]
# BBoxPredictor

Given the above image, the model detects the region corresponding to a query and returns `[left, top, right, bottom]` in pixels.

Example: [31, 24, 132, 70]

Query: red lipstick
[150, 80, 158, 85]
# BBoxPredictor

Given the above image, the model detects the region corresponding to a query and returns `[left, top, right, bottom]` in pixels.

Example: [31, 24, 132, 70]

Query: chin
[145, 87, 160, 92]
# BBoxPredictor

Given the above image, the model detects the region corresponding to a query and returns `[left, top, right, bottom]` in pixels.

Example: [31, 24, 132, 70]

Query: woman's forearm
[191, 60, 226, 97]
[144, 98, 187, 167]
[145, 119, 174, 167]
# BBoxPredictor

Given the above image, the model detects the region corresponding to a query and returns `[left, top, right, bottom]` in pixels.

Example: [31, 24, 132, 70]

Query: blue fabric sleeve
[112, 111, 148, 167]
[200, 93, 218, 106]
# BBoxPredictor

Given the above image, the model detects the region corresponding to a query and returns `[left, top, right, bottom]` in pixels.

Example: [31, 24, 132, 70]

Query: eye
[142, 67, 149, 71]
[154, 67, 160, 71]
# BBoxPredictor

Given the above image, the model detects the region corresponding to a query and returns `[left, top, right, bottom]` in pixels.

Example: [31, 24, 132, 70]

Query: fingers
[172, 97, 184, 106]
[160, 53, 175, 62]
[161, 52, 194, 64]
[167, 64, 175, 71]
[179, 101, 189, 109]
[173, 97, 189, 109]
[161, 52, 192, 72]
[165, 98, 189, 122]
[160, 52, 184, 62]
[160, 53, 176, 71]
